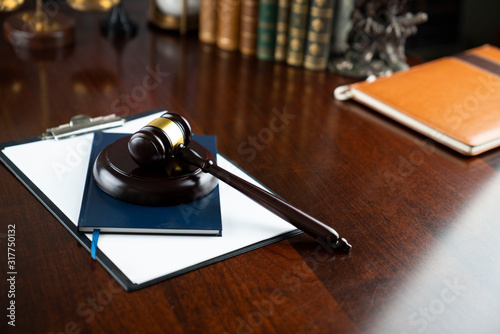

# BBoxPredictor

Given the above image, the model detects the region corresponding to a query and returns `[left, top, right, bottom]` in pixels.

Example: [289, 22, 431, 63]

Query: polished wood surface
[2, 1, 500, 333]
[178, 143, 351, 252]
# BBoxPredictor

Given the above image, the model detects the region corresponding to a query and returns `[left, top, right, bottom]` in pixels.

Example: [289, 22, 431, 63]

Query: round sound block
[93, 135, 218, 206]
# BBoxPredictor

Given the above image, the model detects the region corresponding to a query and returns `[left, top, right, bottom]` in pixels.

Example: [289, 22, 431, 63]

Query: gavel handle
[178, 147, 351, 252]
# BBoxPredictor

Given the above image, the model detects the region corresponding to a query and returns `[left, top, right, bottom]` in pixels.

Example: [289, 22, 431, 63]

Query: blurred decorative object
[99, 3, 137, 38]
[0, 0, 24, 12]
[67, 0, 136, 37]
[150, 0, 199, 34]
[330, 0, 428, 78]
[67, 0, 119, 12]
[2, 0, 74, 50]
[330, 0, 355, 56]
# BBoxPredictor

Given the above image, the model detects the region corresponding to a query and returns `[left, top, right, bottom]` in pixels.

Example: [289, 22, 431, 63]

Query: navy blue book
[78, 133, 222, 236]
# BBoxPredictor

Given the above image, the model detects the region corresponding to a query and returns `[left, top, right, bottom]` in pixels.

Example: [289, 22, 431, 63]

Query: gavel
[127, 112, 351, 252]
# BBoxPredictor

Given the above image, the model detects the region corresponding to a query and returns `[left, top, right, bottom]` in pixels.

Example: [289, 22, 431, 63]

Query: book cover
[256, 0, 279, 60]
[78, 133, 222, 235]
[239, 0, 259, 55]
[303, 0, 335, 70]
[274, 0, 291, 61]
[199, 0, 218, 44]
[217, 0, 241, 51]
[334, 45, 500, 156]
[286, 0, 310, 66]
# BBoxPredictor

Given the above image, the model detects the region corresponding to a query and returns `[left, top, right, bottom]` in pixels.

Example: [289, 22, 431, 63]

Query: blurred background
[406, 0, 500, 60]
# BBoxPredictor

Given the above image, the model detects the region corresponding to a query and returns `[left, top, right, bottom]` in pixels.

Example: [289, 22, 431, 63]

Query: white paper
[2, 112, 297, 285]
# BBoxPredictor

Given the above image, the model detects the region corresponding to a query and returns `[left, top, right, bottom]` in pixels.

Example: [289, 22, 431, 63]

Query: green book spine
[286, 0, 310, 67]
[304, 0, 335, 70]
[257, 0, 279, 61]
[274, 0, 291, 61]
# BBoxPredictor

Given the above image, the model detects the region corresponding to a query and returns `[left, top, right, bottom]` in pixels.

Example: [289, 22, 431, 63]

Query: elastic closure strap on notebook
[333, 75, 378, 101]
[454, 53, 500, 78]
[333, 85, 353, 101]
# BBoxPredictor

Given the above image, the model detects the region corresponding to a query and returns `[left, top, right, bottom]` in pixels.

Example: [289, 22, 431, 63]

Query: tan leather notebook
[335, 45, 500, 156]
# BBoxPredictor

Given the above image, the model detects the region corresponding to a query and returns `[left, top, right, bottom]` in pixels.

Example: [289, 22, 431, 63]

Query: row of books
[198, 0, 344, 71]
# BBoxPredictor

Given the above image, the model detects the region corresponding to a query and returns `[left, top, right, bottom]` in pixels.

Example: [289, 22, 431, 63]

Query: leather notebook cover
[335, 44, 500, 156]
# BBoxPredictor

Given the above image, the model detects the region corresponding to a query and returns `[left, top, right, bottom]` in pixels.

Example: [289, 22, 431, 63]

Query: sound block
[93, 135, 218, 206]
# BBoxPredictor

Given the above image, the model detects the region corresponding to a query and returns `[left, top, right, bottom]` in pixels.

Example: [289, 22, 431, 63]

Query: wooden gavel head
[93, 112, 217, 206]
[128, 112, 192, 168]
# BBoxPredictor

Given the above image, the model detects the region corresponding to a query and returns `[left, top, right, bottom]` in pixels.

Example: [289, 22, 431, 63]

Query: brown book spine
[274, 0, 291, 61]
[217, 0, 241, 51]
[199, 0, 218, 44]
[239, 0, 259, 55]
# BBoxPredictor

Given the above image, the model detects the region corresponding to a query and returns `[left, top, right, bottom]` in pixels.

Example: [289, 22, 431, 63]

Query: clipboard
[0, 109, 300, 291]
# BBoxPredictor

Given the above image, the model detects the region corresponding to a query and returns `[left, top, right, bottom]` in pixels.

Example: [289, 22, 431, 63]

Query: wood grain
[1, 1, 500, 333]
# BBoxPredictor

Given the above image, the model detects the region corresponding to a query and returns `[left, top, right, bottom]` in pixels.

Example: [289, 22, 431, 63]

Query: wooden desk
[1, 2, 500, 333]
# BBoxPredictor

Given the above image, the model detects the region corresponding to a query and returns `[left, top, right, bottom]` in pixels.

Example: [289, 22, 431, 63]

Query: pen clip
[42, 114, 125, 140]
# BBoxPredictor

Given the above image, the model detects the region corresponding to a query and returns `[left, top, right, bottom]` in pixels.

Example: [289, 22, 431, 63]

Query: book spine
[217, 0, 241, 51]
[239, 0, 260, 55]
[304, 0, 335, 70]
[256, 0, 279, 61]
[274, 0, 291, 61]
[286, 0, 310, 67]
[199, 0, 218, 44]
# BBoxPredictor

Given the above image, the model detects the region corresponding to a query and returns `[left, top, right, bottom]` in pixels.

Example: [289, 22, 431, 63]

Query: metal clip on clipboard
[42, 114, 125, 140]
